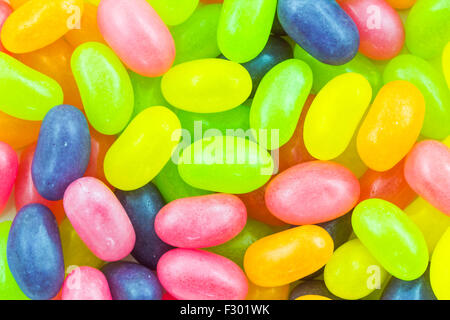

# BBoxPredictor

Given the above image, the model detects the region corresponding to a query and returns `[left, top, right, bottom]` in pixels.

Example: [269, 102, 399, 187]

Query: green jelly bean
[171, 4, 222, 65]
[147, 0, 199, 26]
[218, 0, 277, 63]
[383, 54, 450, 139]
[0, 221, 28, 300]
[405, 0, 450, 60]
[0, 52, 63, 121]
[250, 59, 312, 150]
[352, 199, 429, 281]
[71, 42, 134, 135]
[207, 218, 273, 268]
[294, 45, 381, 95]
[178, 135, 274, 194]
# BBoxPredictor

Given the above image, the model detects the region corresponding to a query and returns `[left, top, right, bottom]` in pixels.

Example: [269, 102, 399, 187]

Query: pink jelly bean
[62, 266, 112, 300]
[404, 140, 450, 215]
[63, 177, 136, 261]
[338, 0, 404, 60]
[155, 194, 247, 248]
[265, 161, 360, 225]
[97, 0, 175, 77]
[157, 249, 248, 300]
[0, 1, 12, 53]
[0, 141, 18, 213]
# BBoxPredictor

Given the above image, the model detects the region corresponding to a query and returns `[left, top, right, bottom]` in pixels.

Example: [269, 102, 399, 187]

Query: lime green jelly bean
[0, 221, 28, 300]
[304, 73, 372, 160]
[294, 45, 381, 95]
[405, 0, 450, 59]
[352, 199, 429, 281]
[161, 58, 252, 113]
[250, 59, 312, 150]
[171, 4, 222, 65]
[129, 72, 167, 119]
[178, 135, 274, 193]
[383, 54, 450, 139]
[430, 227, 450, 300]
[71, 42, 134, 135]
[217, 0, 277, 63]
[0, 52, 63, 121]
[104, 106, 181, 191]
[148, 0, 199, 26]
[324, 239, 388, 300]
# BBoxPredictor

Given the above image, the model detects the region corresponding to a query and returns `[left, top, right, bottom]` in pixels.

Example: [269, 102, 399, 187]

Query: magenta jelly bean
[265, 161, 360, 225]
[404, 140, 450, 215]
[63, 177, 136, 261]
[61, 266, 112, 300]
[155, 194, 247, 248]
[0, 141, 18, 214]
[98, 0, 175, 77]
[157, 249, 248, 300]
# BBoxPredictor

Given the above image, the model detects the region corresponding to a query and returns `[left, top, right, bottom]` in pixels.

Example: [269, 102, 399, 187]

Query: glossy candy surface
[0, 141, 17, 214]
[148, 0, 199, 26]
[444, 42, 450, 89]
[0, 111, 40, 150]
[381, 267, 436, 300]
[430, 228, 450, 299]
[246, 281, 289, 300]
[62, 266, 112, 300]
[0, 1, 12, 53]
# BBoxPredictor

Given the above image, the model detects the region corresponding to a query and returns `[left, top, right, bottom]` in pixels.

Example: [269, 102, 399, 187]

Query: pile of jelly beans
[0, 0, 449, 301]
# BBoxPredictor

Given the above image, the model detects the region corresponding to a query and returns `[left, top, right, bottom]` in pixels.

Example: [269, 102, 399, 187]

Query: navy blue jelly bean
[278, 0, 359, 65]
[381, 267, 436, 300]
[114, 183, 172, 270]
[102, 262, 163, 300]
[7, 204, 64, 300]
[32, 105, 91, 201]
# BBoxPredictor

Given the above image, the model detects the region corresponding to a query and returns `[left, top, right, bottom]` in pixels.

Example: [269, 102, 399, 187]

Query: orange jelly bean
[9, 0, 30, 10]
[385, 0, 416, 10]
[0, 110, 40, 150]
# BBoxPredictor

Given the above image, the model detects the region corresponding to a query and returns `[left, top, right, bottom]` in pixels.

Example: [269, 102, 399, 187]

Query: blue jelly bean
[277, 0, 359, 65]
[7, 204, 64, 300]
[102, 262, 163, 300]
[32, 105, 91, 201]
[381, 267, 436, 300]
[114, 183, 173, 270]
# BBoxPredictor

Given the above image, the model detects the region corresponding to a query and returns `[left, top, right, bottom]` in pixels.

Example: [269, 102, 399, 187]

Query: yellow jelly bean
[104, 106, 181, 191]
[295, 295, 332, 300]
[430, 227, 450, 300]
[161, 58, 252, 113]
[444, 42, 450, 90]
[246, 281, 289, 300]
[304, 73, 372, 160]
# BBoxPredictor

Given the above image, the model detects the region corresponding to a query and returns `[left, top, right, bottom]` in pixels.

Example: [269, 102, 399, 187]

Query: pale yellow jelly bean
[430, 227, 450, 300]
[304, 73, 372, 160]
[161, 58, 252, 113]
[104, 107, 181, 191]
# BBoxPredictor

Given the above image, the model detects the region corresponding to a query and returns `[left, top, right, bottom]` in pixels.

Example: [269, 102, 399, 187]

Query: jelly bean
[0, 0, 11, 53]
[114, 183, 173, 270]
[0, 141, 17, 213]
[61, 266, 112, 300]
[250, 59, 312, 149]
[383, 54, 450, 139]
[430, 227, 450, 299]
[278, 0, 359, 65]
[405, 0, 450, 59]
[304, 73, 372, 160]
[178, 135, 274, 194]
[15, 144, 65, 223]
[352, 199, 429, 280]
[246, 281, 289, 300]
[444, 42, 450, 89]
[7, 204, 64, 300]
[32, 105, 90, 201]
[385, 0, 416, 9]
[381, 266, 436, 300]
[294, 45, 381, 94]
[104, 107, 181, 191]
[157, 248, 248, 300]
[0, 221, 28, 300]
[265, 161, 360, 225]
[71, 42, 134, 135]
[155, 194, 247, 248]
[59, 218, 104, 270]
[16, 39, 83, 110]
[357, 80, 425, 172]
[102, 262, 163, 300]
[324, 239, 388, 300]
[244, 225, 333, 287]
[9, 0, 29, 9]
[296, 295, 331, 300]
[171, 3, 221, 65]
[334, 133, 368, 178]
[359, 159, 416, 210]
[208, 218, 273, 268]
[271, 12, 286, 36]
[202, 0, 222, 2]
[404, 140, 450, 215]
[63, 177, 136, 261]
[0, 111, 40, 150]
[0, 52, 63, 120]
[148, 0, 199, 26]
[217, 0, 277, 63]
[289, 280, 339, 300]
[97, 0, 175, 77]
[1, 0, 84, 53]
[319, 213, 353, 250]
[338, 0, 404, 60]
[162, 59, 252, 113]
